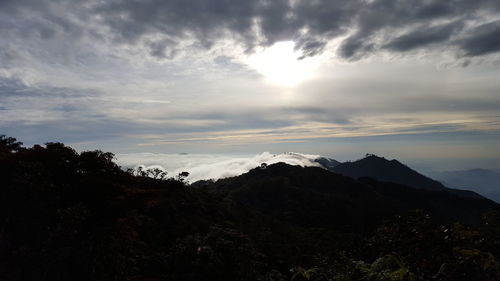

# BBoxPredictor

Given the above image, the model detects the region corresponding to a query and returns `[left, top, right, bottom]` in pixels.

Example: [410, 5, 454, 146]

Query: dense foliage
[0, 136, 499, 280]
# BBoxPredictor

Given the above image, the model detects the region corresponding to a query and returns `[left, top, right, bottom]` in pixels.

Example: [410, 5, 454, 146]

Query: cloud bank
[116, 152, 322, 182]
[1, 0, 500, 69]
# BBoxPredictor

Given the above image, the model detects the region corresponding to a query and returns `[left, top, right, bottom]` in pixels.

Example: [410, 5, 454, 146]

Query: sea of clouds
[115, 152, 322, 183]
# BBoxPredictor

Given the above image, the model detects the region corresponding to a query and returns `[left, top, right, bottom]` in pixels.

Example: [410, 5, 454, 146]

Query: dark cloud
[1, 0, 500, 63]
[0, 79, 28, 97]
[339, 34, 374, 61]
[90, 0, 500, 60]
[96, 0, 259, 44]
[296, 39, 328, 59]
[384, 22, 462, 52]
[414, 2, 453, 19]
[459, 21, 500, 56]
[147, 38, 179, 59]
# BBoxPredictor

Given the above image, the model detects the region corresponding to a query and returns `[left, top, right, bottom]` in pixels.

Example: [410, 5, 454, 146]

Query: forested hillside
[1, 136, 500, 281]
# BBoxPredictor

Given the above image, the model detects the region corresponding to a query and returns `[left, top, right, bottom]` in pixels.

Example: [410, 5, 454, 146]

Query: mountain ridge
[324, 154, 485, 200]
[201, 162, 498, 229]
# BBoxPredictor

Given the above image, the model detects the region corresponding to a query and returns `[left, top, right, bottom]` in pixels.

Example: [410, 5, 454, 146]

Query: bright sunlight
[246, 41, 320, 87]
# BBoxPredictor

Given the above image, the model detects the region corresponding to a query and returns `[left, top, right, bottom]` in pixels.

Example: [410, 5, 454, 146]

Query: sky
[1, 0, 500, 171]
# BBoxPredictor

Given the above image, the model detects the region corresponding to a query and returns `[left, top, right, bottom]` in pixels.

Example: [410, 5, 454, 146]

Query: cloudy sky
[1, 0, 500, 170]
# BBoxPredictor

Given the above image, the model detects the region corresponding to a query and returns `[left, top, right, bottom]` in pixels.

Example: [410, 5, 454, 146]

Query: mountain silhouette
[204, 162, 498, 230]
[331, 155, 445, 190]
[314, 156, 341, 169]
[330, 154, 483, 199]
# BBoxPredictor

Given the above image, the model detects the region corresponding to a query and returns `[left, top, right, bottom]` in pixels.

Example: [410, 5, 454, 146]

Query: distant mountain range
[430, 169, 500, 203]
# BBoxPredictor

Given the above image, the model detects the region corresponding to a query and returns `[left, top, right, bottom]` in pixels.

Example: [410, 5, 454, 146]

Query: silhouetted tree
[176, 171, 190, 183]
[148, 167, 168, 180]
[135, 165, 148, 177]
[0, 135, 23, 152]
[79, 150, 118, 174]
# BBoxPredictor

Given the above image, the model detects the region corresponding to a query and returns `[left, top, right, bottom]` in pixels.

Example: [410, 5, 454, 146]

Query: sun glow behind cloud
[245, 41, 321, 87]
[2, 0, 500, 172]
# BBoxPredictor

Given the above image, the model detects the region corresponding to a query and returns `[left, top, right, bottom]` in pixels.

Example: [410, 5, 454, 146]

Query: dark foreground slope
[0, 140, 276, 281]
[1, 137, 500, 281]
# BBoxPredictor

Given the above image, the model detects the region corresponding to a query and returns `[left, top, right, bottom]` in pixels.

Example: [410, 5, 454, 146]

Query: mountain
[331, 155, 445, 190]
[431, 169, 500, 203]
[2, 137, 500, 280]
[330, 154, 483, 199]
[204, 162, 498, 229]
[314, 156, 341, 170]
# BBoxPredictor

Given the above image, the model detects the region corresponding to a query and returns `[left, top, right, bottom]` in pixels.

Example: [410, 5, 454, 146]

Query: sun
[245, 41, 320, 87]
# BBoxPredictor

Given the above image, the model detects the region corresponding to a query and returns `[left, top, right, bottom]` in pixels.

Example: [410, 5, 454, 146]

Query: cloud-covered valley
[116, 152, 322, 183]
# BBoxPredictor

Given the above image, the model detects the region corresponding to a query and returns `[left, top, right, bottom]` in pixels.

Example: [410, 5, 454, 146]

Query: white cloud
[115, 152, 322, 182]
